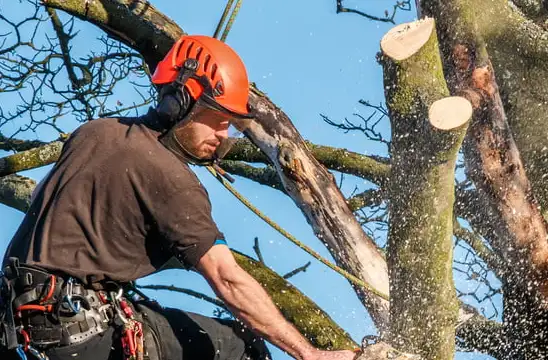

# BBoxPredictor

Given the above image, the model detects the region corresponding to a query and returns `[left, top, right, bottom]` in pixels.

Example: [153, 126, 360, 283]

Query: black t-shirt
[3, 110, 224, 285]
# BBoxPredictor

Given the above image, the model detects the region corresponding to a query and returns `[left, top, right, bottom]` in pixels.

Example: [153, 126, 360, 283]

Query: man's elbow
[196, 245, 247, 293]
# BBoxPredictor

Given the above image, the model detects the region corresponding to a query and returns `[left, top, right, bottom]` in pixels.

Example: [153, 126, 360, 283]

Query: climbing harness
[0, 259, 150, 360]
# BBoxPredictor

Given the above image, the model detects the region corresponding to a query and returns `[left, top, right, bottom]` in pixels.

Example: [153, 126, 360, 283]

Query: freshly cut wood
[381, 18, 434, 61]
[429, 97, 472, 130]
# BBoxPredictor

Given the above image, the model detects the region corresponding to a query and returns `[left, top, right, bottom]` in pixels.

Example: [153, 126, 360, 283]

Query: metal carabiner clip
[63, 278, 80, 314]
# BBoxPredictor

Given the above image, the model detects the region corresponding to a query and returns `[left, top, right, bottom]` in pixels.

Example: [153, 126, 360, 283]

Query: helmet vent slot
[214, 80, 224, 96]
[203, 54, 211, 72]
[185, 42, 194, 59]
[211, 64, 218, 80]
[195, 47, 203, 61]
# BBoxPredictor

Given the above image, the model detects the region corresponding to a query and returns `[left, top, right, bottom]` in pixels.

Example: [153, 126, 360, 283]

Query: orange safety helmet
[151, 35, 250, 115]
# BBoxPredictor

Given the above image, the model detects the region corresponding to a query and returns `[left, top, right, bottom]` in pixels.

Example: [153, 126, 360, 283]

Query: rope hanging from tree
[209, 0, 389, 301]
[206, 166, 389, 300]
[213, 0, 243, 42]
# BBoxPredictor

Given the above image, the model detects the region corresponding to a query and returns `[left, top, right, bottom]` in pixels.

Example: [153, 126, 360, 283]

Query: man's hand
[307, 349, 358, 360]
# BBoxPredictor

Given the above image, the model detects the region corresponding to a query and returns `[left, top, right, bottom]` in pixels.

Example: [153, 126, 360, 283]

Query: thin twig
[253, 237, 265, 264]
[283, 262, 311, 279]
[136, 284, 228, 310]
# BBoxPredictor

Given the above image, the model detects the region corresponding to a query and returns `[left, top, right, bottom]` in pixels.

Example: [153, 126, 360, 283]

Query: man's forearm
[211, 267, 316, 360]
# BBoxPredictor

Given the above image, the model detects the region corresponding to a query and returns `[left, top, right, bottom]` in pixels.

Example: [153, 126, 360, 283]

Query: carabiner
[16, 345, 27, 360]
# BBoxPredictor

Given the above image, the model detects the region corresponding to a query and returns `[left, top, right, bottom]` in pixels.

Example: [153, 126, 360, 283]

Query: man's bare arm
[196, 245, 357, 360]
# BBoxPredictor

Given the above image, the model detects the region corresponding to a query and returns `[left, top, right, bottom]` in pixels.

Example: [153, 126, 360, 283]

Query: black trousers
[3, 301, 271, 360]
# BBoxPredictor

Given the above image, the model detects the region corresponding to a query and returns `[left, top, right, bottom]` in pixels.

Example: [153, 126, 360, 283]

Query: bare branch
[336, 0, 412, 24]
[321, 100, 390, 147]
[283, 262, 311, 279]
[136, 284, 227, 309]
[453, 219, 505, 279]
[253, 237, 265, 264]
[0, 133, 46, 152]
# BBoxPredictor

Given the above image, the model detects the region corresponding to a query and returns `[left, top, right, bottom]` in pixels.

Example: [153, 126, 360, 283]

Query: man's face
[173, 109, 230, 160]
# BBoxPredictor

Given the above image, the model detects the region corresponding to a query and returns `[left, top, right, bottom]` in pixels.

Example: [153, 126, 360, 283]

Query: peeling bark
[245, 90, 391, 330]
[420, 0, 548, 217]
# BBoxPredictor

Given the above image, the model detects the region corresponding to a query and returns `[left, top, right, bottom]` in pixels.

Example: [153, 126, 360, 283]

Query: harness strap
[1, 258, 21, 350]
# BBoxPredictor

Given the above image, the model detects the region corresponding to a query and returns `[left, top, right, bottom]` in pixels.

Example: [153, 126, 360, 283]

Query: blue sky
[0, 1, 495, 359]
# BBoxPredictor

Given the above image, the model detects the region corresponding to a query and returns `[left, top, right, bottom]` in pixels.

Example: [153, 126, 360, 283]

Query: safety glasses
[162, 92, 254, 164]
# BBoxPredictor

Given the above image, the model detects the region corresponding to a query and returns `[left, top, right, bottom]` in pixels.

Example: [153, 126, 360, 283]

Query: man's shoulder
[74, 117, 133, 137]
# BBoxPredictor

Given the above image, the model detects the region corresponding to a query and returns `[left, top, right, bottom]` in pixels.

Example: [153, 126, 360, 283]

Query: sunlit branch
[218, 160, 283, 191]
[346, 189, 384, 211]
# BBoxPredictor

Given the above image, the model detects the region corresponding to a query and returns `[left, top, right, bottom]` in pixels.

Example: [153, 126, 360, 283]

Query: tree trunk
[381, 18, 465, 359]
[418, 0, 548, 357]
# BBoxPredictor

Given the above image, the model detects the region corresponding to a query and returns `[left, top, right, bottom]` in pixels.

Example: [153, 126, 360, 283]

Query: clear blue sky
[0, 1, 496, 359]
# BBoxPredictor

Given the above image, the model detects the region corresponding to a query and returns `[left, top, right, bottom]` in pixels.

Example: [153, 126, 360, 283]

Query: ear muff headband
[156, 59, 199, 126]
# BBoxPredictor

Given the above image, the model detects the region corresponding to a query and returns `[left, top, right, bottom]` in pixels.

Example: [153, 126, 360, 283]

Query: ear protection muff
[155, 59, 199, 128]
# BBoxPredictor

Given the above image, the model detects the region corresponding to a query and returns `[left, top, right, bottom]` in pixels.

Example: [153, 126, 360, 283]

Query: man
[0, 35, 358, 360]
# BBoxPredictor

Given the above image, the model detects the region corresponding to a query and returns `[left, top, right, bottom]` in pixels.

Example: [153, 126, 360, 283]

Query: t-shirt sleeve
[133, 159, 224, 269]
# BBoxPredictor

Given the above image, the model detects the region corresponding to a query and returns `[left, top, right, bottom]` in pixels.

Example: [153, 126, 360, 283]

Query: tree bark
[418, 0, 548, 357]
[418, 0, 548, 218]
[0, 141, 62, 177]
[0, 175, 35, 212]
[245, 89, 391, 330]
[381, 18, 466, 359]
[232, 251, 358, 350]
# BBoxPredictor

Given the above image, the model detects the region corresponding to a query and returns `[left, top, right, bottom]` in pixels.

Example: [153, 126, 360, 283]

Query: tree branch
[336, 0, 412, 24]
[137, 284, 227, 309]
[455, 311, 505, 359]
[381, 18, 468, 358]
[0, 140, 63, 177]
[0, 174, 36, 212]
[453, 219, 505, 279]
[0, 133, 46, 152]
[45, 7, 82, 89]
